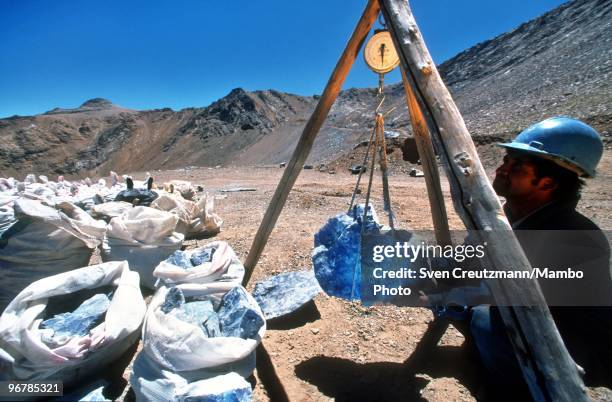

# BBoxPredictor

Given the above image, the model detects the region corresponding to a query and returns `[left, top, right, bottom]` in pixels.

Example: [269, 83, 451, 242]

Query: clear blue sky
[0, 0, 567, 118]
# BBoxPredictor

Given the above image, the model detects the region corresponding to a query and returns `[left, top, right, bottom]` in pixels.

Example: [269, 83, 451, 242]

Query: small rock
[218, 287, 264, 339]
[251, 269, 321, 320]
[409, 168, 424, 177]
[190, 246, 216, 266]
[161, 287, 185, 313]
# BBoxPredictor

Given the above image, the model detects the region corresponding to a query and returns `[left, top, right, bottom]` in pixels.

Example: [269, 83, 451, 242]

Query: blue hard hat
[497, 116, 603, 177]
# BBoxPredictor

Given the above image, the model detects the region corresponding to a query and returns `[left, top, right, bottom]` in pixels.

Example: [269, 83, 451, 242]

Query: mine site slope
[0, 0, 609, 179]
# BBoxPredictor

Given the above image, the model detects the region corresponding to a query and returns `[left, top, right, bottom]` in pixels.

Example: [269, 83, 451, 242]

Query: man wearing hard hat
[470, 116, 611, 398]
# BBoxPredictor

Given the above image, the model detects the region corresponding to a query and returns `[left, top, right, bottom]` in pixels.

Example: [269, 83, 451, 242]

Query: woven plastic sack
[131, 355, 253, 402]
[0, 261, 146, 384]
[0, 196, 17, 238]
[153, 241, 244, 287]
[0, 198, 106, 311]
[151, 193, 222, 239]
[130, 283, 264, 401]
[101, 206, 184, 289]
[89, 201, 133, 222]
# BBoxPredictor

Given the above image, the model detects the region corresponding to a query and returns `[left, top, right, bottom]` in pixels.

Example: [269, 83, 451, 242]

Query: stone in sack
[0, 261, 146, 384]
[130, 283, 264, 401]
[153, 241, 244, 287]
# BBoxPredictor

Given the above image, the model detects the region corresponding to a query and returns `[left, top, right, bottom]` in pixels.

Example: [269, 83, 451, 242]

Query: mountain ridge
[0, 0, 609, 177]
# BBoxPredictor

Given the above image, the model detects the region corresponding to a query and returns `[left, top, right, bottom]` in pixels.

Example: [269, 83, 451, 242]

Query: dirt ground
[151, 166, 476, 402]
[93, 150, 612, 401]
[98, 152, 611, 401]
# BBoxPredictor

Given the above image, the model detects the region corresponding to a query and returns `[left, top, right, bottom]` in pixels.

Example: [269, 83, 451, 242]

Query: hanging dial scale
[350, 28, 400, 229]
[363, 30, 400, 74]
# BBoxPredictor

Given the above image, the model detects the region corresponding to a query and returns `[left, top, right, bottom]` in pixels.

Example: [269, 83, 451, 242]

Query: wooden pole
[400, 66, 451, 246]
[242, 0, 380, 286]
[380, 1, 588, 401]
[376, 113, 395, 228]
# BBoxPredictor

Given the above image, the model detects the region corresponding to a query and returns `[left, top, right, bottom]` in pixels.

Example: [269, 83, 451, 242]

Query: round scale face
[364, 31, 400, 74]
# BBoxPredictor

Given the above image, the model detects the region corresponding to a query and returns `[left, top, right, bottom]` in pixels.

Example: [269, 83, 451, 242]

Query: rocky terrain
[1, 0, 610, 178]
[0, 90, 315, 176]
[94, 165, 610, 402]
[1, 1, 612, 400]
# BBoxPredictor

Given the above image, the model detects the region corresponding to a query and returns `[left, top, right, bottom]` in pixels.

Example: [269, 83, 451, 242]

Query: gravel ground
[91, 152, 611, 401]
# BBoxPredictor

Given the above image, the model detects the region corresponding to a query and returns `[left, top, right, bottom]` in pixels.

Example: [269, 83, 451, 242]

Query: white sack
[163, 180, 196, 201]
[102, 207, 183, 289]
[0, 261, 146, 383]
[90, 201, 133, 222]
[0, 198, 106, 311]
[130, 349, 254, 402]
[144, 283, 265, 372]
[0, 196, 17, 238]
[153, 241, 244, 286]
[130, 283, 263, 401]
[150, 193, 222, 239]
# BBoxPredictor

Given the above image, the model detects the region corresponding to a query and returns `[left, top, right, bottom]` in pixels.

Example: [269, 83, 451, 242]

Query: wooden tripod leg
[381, 1, 588, 400]
[243, 3, 379, 399]
[401, 67, 452, 246]
[242, 0, 380, 286]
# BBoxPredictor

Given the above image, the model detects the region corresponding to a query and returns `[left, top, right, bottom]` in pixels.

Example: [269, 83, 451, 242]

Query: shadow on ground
[295, 343, 479, 402]
[266, 300, 321, 331]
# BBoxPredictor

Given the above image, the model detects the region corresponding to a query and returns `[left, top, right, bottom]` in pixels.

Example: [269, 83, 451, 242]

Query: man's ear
[538, 177, 558, 192]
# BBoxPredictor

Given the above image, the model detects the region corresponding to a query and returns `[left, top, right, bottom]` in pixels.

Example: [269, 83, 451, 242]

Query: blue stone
[78, 385, 107, 402]
[312, 204, 381, 301]
[161, 287, 185, 313]
[41, 293, 110, 341]
[218, 287, 264, 340]
[170, 300, 221, 338]
[190, 246, 216, 266]
[350, 204, 381, 232]
[166, 250, 193, 269]
[252, 270, 321, 320]
[53, 380, 109, 402]
[187, 387, 252, 402]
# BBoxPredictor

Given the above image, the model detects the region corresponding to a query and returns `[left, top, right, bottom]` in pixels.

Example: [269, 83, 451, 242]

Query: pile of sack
[101, 206, 184, 289]
[0, 172, 249, 400]
[99, 198, 224, 289]
[0, 172, 222, 236]
[0, 173, 120, 209]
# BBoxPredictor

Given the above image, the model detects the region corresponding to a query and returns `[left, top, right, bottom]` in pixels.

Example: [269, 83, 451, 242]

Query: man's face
[493, 152, 542, 200]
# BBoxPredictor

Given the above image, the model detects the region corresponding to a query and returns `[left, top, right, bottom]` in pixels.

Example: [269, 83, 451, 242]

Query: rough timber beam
[400, 66, 451, 246]
[379, 1, 588, 401]
[243, 0, 380, 285]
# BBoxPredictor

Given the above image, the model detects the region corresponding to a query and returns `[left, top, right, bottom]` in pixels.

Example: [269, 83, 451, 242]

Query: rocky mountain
[0, 0, 609, 178]
[0, 90, 315, 176]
